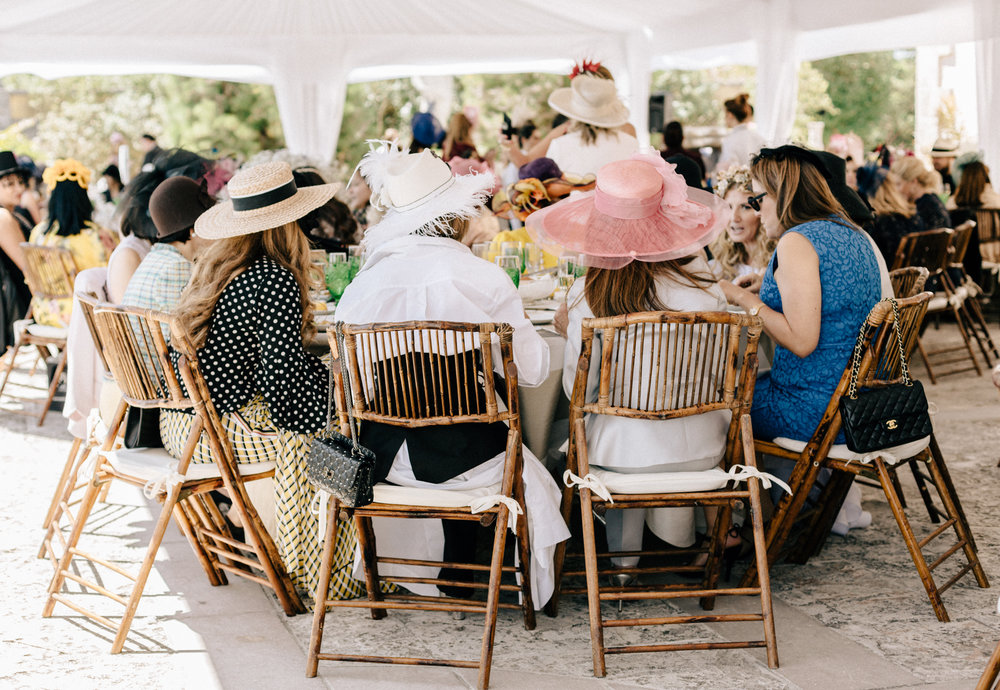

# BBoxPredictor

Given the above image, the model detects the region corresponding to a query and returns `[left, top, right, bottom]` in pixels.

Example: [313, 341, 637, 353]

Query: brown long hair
[724, 93, 753, 123]
[583, 259, 713, 318]
[750, 152, 855, 234]
[176, 222, 316, 349]
[954, 161, 990, 208]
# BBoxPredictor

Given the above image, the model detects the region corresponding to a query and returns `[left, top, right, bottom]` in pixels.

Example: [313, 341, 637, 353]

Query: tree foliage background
[0, 50, 917, 182]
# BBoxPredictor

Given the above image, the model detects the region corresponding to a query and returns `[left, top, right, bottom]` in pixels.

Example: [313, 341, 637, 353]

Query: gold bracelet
[748, 303, 764, 317]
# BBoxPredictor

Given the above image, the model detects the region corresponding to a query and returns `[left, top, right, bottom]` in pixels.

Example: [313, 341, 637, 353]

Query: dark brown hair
[583, 259, 713, 318]
[724, 93, 753, 123]
[954, 161, 990, 208]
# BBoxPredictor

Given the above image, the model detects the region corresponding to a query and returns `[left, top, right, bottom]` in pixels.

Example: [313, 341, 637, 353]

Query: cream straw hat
[194, 161, 340, 239]
[547, 74, 629, 129]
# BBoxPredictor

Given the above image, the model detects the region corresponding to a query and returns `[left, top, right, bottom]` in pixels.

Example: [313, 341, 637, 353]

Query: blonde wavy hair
[891, 156, 938, 191]
[710, 166, 775, 280]
[176, 222, 316, 350]
[868, 171, 914, 217]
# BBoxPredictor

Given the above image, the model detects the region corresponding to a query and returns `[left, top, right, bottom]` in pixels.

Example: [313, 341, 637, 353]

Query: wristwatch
[748, 302, 764, 317]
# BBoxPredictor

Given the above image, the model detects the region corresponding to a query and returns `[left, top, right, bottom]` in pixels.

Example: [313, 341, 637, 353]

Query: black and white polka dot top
[180, 256, 327, 434]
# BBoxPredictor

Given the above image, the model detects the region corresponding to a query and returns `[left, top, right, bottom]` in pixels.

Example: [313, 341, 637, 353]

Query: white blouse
[563, 255, 732, 472]
[546, 129, 639, 177]
[718, 123, 766, 172]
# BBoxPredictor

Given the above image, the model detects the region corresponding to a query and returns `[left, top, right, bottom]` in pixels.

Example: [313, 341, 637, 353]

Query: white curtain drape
[271, 51, 348, 165]
[754, 0, 799, 146]
[974, 0, 1000, 171]
[624, 30, 653, 148]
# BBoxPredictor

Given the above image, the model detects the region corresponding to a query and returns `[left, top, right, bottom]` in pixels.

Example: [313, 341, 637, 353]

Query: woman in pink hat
[527, 152, 736, 572]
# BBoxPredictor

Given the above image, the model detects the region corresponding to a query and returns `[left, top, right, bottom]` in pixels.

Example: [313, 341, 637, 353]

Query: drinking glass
[500, 241, 525, 273]
[524, 243, 542, 273]
[325, 256, 353, 301]
[328, 252, 347, 264]
[495, 255, 521, 288]
[472, 242, 491, 261]
[558, 254, 578, 291]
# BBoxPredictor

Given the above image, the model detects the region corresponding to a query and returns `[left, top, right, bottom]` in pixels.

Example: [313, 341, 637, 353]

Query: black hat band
[231, 179, 297, 212]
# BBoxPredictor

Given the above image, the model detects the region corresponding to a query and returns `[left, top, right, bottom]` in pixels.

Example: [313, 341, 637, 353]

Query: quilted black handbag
[306, 322, 375, 508]
[838, 298, 933, 454]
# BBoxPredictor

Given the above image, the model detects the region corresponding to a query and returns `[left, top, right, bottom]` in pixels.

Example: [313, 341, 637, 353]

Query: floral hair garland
[43, 158, 91, 190]
[570, 59, 602, 79]
[714, 165, 753, 199]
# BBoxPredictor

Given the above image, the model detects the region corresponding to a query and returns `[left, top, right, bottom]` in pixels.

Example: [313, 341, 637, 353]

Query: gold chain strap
[847, 298, 911, 399]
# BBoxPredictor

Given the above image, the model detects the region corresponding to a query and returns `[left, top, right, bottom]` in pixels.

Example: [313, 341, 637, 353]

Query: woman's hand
[718, 279, 751, 309]
[734, 272, 762, 293]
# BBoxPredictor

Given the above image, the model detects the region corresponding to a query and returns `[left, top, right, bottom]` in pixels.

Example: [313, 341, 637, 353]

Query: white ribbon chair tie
[142, 461, 186, 499]
[563, 470, 614, 503]
[309, 489, 332, 544]
[725, 465, 793, 496]
[468, 495, 523, 535]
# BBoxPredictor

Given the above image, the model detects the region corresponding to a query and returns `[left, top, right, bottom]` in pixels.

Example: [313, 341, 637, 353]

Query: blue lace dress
[751, 217, 880, 443]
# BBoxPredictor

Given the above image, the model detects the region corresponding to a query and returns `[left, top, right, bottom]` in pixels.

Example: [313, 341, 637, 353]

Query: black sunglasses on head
[752, 145, 832, 180]
[747, 192, 766, 212]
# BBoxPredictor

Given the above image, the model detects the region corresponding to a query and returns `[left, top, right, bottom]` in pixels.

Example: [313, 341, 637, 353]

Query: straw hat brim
[548, 87, 629, 129]
[194, 182, 341, 239]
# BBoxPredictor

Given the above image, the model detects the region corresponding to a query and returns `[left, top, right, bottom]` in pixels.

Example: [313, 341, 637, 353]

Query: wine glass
[495, 255, 521, 288]
[500, 241, 525, 273]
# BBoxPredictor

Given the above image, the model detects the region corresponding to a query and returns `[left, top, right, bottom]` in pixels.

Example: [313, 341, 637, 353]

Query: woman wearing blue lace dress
[719, 145, 881, 444]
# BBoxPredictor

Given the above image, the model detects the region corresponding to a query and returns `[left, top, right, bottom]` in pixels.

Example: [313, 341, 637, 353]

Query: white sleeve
[562, 280, 598, 401]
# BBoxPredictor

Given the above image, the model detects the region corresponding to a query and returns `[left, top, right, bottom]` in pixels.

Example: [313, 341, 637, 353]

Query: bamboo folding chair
[979, 636, 1000, 690]
[38, 291, 114, 567]
[889, 266, 929, 299]
[44, 303, 304, 653]
[0, 243, 77, 425]
[947, 220, 998, 365]
[550, 311, 778, 676]
[893, 228, 985, 381]
[740, 294, 989, 622]
[308, 321, 533, 690]
[976, 208, 1000, 289]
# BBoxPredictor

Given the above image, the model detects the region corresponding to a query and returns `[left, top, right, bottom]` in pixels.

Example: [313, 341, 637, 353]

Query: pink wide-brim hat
[524, 152, 731, 269]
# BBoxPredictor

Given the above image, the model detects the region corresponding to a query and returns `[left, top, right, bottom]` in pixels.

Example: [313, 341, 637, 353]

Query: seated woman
[856, 163, 924, 265]
[720, 146, 881, 446]
[160, 161, 366, 601]
[709, 165, 775, 281]
[0, 151, 33, 355]
[545, 62, 639, 177]
[948, 160, 1000, 286]
[292, 167, 359, 254]
[335, 142, 569, 608]
[892, 155, 950, 231]
[29, 159, 112, 328]
[529, 152, 734, 567]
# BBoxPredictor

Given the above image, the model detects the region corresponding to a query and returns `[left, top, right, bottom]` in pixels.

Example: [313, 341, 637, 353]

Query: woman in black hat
[0, 151, 33, 354]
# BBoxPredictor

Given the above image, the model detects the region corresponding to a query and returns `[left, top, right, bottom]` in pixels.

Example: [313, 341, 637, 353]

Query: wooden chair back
[568, 311, 762, 472]
[948, 220, 976, 267]
[975, 208, 1000, 264]
[91, 303, 190, 411]
[890, 267, 929, 298]
[20, 243, 78, 300]
[891, 228, 952, 274]
[76, 291, 110, 373]
[335, 320, 519, 431]
[865, 293, 932, 382]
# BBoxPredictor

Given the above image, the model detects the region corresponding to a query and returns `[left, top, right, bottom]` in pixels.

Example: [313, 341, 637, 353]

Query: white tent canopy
[0, 0, 997, 166]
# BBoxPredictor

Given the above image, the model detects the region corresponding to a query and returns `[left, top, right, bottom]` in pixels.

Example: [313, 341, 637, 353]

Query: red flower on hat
[569, 59, 602, 79]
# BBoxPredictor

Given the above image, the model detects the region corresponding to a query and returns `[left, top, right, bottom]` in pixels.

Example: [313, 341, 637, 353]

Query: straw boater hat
[930, 132, 960, 158]
[525, 151, 730, 270]
[547, 73, 629, 129]
[356, 140, 494, 249]
[194, 161, 340, 239]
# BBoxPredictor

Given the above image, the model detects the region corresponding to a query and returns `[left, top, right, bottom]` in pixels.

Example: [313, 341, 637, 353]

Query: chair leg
[907, 458, 941, 523]
[873, 459, 949, 622]
[477, 503, 510, 690]
[976, 637, 1000, 690]
[963, 296, 999, 364]
[37, 347, 66, 426]
[0, 341, 22, 399]
[929, 435, 979, 552]
[110, 487, 184, 653]
[914, 335, 937, 384]
[513, 481, 536, 630]
[43, 474, 103, 618]
[951, 304, 984, 376]
[173, 498, 226, 587]
[544, 479, 575, 618]
[354, 513, 386, 619]
[307, 494, 341, 678]
[579, 489, 606, 678]
[747, 477, 779, 669]
[790, 471, 853, 564]
[42, 437, 83, 530]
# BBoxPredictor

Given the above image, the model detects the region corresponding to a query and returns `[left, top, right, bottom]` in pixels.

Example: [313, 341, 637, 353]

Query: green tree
[337, 78, 422, 169]
[455, 72, 566, 153]
[811, 50, 915, 149]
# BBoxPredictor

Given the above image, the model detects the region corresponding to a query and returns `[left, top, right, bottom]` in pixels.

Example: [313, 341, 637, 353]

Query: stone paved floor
[2, 321, 999, 689]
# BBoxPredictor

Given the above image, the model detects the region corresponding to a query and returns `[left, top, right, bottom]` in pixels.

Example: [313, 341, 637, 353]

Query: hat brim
[194, 183, 341, 239]
[832, 185, 872, 224]
[525, 186, 731, 270]
[0, 166, 30, 183]
[930, 149, 958, 158]
[362, 172, 495, 249]
[548, 87, 629, 129]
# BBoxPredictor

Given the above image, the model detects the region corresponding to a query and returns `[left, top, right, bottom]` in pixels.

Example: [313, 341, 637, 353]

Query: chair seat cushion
[587, 467, 732, 494]
[771, 435, 931, 466]
[104, 446, 275, 482]
[372, 482, 504, 508]
[928, 286, 967, 312]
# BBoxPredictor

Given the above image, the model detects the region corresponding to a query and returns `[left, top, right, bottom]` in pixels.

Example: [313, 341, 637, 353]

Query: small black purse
[838, 298, 933, 454]
[306, 322, 375, 508]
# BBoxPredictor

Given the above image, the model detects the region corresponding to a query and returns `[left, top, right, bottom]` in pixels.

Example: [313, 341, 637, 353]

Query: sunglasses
[747, 192, 767, 212]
